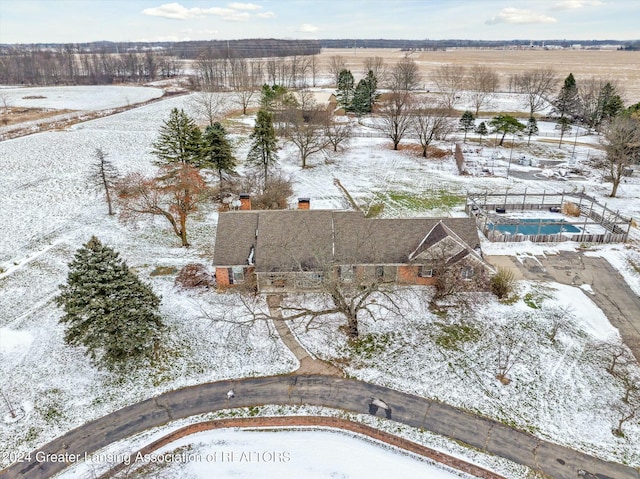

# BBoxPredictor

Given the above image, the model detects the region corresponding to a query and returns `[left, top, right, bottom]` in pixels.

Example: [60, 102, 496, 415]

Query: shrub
[561, 201, 580, 217]
[490, 267, 516, 299]
[175, 263, 214, 289]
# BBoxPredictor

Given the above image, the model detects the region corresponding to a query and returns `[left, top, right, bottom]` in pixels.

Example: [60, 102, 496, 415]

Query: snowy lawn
[0, 93, 296, 467]
[287, 283, 640, 467]
[1, 87, 639, 474]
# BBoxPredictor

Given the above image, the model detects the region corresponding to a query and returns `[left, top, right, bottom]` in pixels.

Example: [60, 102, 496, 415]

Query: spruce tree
[524, 117, 539, 145]
[200, 122, 236, 181]
[247, 109, 278, 188]
[475, 121, 488, 144]
[336, 69, 355, 110]
[152, 108, 203, 166]
[600, 82, 624, 121]
[55, 237, 164, 370]
[351, 70, 379, 116]
[459, 110, 475, 142]
[553, 73, 580, 121]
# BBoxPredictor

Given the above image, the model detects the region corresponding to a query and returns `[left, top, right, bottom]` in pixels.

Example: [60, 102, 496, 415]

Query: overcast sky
[1, 0, 638, 44]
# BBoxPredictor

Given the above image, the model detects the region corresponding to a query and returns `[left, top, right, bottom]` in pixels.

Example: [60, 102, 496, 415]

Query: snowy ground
[56, 406, 533, 479]
[1, 86, 640, 473]
[0, 85, 164, 110]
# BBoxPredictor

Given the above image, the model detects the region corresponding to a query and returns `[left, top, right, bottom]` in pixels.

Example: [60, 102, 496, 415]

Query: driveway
[488, 251, 640, 362]
[2, 375, 638, 479]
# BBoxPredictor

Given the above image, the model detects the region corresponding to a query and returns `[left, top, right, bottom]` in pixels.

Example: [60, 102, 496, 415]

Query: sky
[0, 0, 638, 44]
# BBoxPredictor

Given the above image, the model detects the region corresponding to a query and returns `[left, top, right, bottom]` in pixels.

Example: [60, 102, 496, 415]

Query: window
[375, 266, 385, 279]
[231, 266, 245, 283]
[461, 266, 474, 280]
[339, 265, 355, 283]
[418, 266, 433, 278]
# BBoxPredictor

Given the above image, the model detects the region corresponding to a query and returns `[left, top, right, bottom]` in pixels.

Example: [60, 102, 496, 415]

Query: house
[213, 198, 492, 292]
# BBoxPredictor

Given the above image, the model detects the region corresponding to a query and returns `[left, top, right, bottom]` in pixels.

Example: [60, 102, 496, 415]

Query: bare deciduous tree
[191, 90, 229, 126]
[278, 271, 404, 340]
[116, 165, 208, 247]
[489, 315, 534, 385]
[411, 97, 455, 158]
[387, 56, 421, 92]
[597, 116, 640, 197]
[325, 118, 353, 153]
[433, 64, 466, 111]
[467, 65, 500, 115]
[515, 68, 558, 116]
[363, 56, 386, 84]
[374, 92, 414, 150]
[287, 109, 330, 168]
[328, 56, 347, 86]
[585, 337, 634, 375]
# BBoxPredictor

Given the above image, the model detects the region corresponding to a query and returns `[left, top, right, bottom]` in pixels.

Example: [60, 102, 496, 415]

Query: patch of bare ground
[1, 107, 76, 126]
[318, 48, 640, 100]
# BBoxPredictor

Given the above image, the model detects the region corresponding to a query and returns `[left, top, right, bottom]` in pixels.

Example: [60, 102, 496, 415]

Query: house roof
[213, 210, 482, 272]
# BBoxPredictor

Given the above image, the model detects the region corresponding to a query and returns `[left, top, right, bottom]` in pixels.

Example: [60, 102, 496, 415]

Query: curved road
[2, 375, 638, 479]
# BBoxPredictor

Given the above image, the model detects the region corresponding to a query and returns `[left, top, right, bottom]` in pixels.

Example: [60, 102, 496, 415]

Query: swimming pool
[489, 218, 581, 235]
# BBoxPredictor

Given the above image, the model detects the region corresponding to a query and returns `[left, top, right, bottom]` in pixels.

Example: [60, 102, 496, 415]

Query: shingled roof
[213, 210, 481, 272]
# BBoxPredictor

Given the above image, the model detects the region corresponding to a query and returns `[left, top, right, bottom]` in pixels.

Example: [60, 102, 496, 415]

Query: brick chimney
[239, 193, 251, 210]
[297, 198, 310, 210]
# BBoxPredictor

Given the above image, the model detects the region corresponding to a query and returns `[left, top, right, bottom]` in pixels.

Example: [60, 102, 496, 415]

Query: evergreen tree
[600, 82, 624, 122]
[524, 116, 539, 145]
[459, 110, 475, 142]
[151, 108, 203, 166]
[247, 109, 279, 188]
[336, 69, 355, 110]
[90, 148, 118, 216]
[55, 237, 164, 370]
[553, 73, 580, 120]
[200, 122, 236, 181]
[489, 114, 525, 146]
[260, 84, 294, 112]
[352, 79, 370, 116]
[475, 121, 488, 144]
[556, 116, 572, 148]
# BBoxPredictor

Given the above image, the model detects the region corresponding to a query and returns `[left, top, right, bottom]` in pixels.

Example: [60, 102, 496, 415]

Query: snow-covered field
[0, 85, 164, 110]
[1, 86, 640, 474]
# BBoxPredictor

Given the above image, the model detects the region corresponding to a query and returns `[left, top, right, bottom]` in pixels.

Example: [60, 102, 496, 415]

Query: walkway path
[2, 375, 638, 479]
[267, 294, 343, 376]
[488, 251, 640, 361]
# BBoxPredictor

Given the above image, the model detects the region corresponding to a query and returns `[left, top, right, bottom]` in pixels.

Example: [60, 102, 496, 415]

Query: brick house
[213, 199, 492, 292]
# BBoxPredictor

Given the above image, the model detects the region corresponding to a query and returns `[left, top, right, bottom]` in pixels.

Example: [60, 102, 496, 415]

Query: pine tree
[524, 117, 539, 145]
[475, 121, 488, 144]
[553, 73, 580, 121]
[247, 109, 278, 188]
[152, 108, 203, 166]
[200, 122, 236, 181]
[489, 115, 525, 146]
[90, 148, 118, 216]
[55, 237, 164, 370]
[459, 110, 475, 142]
[336, 69, 355, 110]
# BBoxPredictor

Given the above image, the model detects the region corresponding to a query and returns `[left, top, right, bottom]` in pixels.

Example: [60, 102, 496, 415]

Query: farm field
[1, 77, 640, 478]
[316, 48, 640, 100]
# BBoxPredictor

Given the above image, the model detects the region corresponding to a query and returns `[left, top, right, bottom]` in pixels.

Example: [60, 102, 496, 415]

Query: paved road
[2, 375, 638, 479]
[493, 251, 640, 362]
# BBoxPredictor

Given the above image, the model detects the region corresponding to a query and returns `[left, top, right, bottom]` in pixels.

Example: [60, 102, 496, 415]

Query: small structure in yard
[213, 197, 494, 292]
[466, 190, 631, 243]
